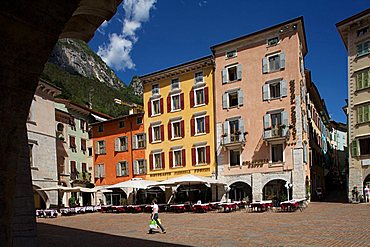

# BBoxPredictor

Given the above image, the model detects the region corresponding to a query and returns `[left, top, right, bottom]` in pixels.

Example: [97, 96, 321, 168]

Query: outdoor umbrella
[37, 185, 81, 192]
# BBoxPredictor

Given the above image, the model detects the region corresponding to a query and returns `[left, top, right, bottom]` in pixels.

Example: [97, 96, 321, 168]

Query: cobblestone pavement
[37, 202, 370, 247]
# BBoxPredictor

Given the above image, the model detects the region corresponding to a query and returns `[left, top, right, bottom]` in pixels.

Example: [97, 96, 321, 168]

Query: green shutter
[365, 105, 370, 122]
[352, 139, 359, 156]
[357, 73, 362, 90]
[364, 71, 368, 88]
[357, 106, 363, 123]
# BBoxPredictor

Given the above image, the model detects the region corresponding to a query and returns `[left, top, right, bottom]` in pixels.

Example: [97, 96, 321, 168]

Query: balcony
[222, 132, 246, 149]
[263, 126, 289, 142]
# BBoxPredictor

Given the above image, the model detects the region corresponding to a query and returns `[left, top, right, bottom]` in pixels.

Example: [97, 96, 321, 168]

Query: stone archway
[263, 179, 291, 202]
[32, 186, 47, 210]
[1, 1, 122, 245]
[229, 181, 252, 202]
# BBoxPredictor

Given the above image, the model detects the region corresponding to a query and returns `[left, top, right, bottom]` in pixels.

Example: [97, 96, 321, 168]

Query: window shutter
[134, 160, 138, 175]
[143, 160, 147, 174]
[357, 73, 362, 90]
[281, 111, 289, 136]
[169, 151, 173, 168]
[239, 118, 245, 141]
[100, 165, 105, 178]
[167, 95, 171, 113]
[303, 143, 308, 163]
[280, 52, 286, 69]
[160, 124, 164, 141]
[263, 114, 271, 129]
[222, 69, 228, 84]
[351, 139, 359, 156]
[262, 84, 269, 101]
[262, 57, 268, 74]
[181, 120, 185, 138]
[264, 130, 271, 139]
[126, 162, 129, 176]
[192, 148, 196, 166]
[161, 152, 165, 169]
[222, 93, 228, 109]
[94, 165, 99, 178]
[70, 161, 76, 173]
[148, 127, 152, 143]
[168, 122, 172, 140]
[206, 146, 211, 164]
[190, 89, 195, 107]
[94, 142, 99, 155]
[148, 101, 152, 117]
[191, 118, 195, 136]
[223, 121, 230, 144]
[82, 163, 87, 172]
[204, 87, 209, 105]
[114, 138, 120, 152]
[238, 90, 244, 106]
[180, 93, 184, 110]
[132, 135, 137, 150]
[160, 98, 164, 114]
[237, 64, 242, 80]
[280, 80, 288, 97]
[116, 163, 121, 176]
[205, 116, 210, 134]
[182, 149, 186, 166]
[150, 154, 154, 170]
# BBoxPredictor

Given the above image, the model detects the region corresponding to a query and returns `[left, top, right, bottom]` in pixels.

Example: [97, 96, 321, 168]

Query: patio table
[250, 201, 273, 212]
[170, 204, 186, 213]
[219, 202, 237, 212]
[127, 204, 144, 213]
[192, 203, 210, 213]
[280, 200, 299, 212]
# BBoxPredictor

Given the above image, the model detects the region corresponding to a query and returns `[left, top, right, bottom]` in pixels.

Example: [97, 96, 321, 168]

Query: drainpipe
[211, 55, 219, 201]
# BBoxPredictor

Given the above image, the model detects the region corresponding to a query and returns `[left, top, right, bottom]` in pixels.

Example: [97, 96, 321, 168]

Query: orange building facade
[91, 113, 147, 186]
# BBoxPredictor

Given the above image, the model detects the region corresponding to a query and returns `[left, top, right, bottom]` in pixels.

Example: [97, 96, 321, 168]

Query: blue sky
[89, 0, 370, 123]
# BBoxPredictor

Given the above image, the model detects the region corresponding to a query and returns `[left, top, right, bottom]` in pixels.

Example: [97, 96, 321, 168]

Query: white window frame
[267, 53, 281, 72]
[136, 159, 146, 175]
[195, 115, 206, 135]
[98, 140, 106, 154]
[226, 64, 238, 82]
[171, 120, 182, 140]
[152, 83, 160, 95]
[194, 87, 205, 106]
[194, 71, 204, 84]
[196, 146, 206, 166]
[269, 81, 281, 99]
[117, 161, 129, 177]
[171, 93, 181, 112]
[226, 49, 237, 59]
[357, 41, 370, 57]
[269, 142, 285, 164]
[171, 78, 180, 91]
[229, 148, 241, 167]
[136, 133, 146, 149]
[153, 152, 162, 170]
[227, 90, 239, 108]
[173, 148, 183, 168]
[152, 124, 161, 143]
[117, 136, 128, 152]
[151, 99, 161, 116]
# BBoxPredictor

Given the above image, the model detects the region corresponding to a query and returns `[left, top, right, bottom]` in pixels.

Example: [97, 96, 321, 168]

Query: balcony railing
[222, 132, 246, 147]
[263, 126, 289, 140]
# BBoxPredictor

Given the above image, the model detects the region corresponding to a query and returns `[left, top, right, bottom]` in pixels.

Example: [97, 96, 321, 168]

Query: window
[229, 120, 240, 142]
[356, 69, 369, 90]
[357, 104, 370, 124]
[196, 147, 206, 164]
[136, 134, 146, 149]
[97, 140, 106, 154]
[270, 83, 281, 99]
[359, 138, 370, 155]
[136, 116, 143, 125]
[230, 150, 240, 166]
[70, 161, 77, 179]
[226, 50, 237, 59]
[173, 149, 183, 167]
[152, 84, 159, 95]
[222, 90, 243, 109]
[154, 153, 162, 169]
[223, 118, 244, 144]
[135, 159, 146, 175]
[152, 99, 160, 116]
[116, 161, 129, 177]
[171, 94, 181, 111]
[262, 52, 285, 73]
[222, 64, 242, 83]
[263, 111, 289, 139]
[69, 117, 76, 130]
[88, 147, 92, 157]
[152, 125, 161, 142]
[195, 88, 205, 106]
[69, 136, 76, 149]
[80, 119, 86, 132]
[98, 125, 104, 132]
[81, 139, 87, 152]
[115, 136, 128, 152]
[119, 121, 125, 128]
[271, 113, 282, 129]
[271, 144, 284, 163]
[172, 121, 181, 139]
[357, 27, 369, 37]
[196, 116, 205, 134]
[95, 164, 105, 178]
[357, 41, 370, 57]
[267, 37, 279, 46]
[195, 72, 204, 84]
[171, 78, 180, 90]
[28, 144, 34, 167]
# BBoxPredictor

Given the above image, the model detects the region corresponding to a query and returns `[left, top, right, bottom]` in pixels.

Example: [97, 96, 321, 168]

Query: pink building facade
[213, 17, 310, 202]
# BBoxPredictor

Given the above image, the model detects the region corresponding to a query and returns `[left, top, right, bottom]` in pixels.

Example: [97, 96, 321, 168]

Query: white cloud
[97, 0, 156, 71]
[198, 0, 207, 7]
[97, 20, 109, 35]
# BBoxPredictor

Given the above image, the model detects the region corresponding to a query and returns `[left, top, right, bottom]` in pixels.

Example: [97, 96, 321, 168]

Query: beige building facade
[337, 8, 370, 201]
[212, 17, 310, 202]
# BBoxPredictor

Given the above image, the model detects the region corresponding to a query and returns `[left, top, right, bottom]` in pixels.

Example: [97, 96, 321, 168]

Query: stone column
[252, 173, 263, 202]
[348, 167, 362, 202]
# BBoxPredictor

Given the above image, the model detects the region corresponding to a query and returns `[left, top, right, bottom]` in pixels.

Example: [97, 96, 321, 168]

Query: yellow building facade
[141, 56, 215, 181]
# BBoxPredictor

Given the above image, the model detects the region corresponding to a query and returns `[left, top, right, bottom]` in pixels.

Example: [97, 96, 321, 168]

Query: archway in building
[263, 179, 291, 202]
[33, 190, 46, 210]
[105, 189, 127, 206]
[175, 184, 211, 204]
[364, 173, 370, 190]
[229, 182, 252, 202]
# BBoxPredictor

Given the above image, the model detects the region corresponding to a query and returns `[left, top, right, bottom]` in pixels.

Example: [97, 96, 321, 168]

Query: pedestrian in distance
[364, 186, 370, 203]
[150, 198, 166, 234]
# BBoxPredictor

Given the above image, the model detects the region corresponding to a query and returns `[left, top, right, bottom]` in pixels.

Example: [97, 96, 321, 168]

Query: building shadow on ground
[37, 222, 189, 247]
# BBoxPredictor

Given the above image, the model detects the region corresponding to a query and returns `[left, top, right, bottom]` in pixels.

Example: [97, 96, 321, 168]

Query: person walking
[364, 186, 370, 203]
[151, 199, 166, 234]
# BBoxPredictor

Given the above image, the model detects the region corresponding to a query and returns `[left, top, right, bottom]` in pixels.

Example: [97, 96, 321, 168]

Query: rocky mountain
[48, 38, 124, 89]
[129, 76, 144, 98]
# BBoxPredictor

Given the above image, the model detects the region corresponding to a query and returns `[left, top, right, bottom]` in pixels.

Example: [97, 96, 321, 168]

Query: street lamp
[285, 182, 293, 201]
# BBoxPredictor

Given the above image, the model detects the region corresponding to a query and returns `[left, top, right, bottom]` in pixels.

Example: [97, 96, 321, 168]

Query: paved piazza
[37, 202, 370, 247]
